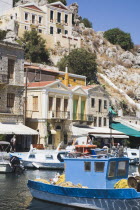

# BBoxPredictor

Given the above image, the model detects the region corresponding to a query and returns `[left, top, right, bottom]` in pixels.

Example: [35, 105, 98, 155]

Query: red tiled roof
[26, 81, 56, 88]
[24, 65, 59, 74]
[82, 85, 97, 90]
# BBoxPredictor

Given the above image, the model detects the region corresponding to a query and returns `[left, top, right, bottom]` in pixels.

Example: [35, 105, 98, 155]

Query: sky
[67, 0, 140, 45]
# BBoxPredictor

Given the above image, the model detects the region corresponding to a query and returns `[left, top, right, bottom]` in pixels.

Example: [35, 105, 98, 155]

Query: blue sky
[67, 0, 140, 45]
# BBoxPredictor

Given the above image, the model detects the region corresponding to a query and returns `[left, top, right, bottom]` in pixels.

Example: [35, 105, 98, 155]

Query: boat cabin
[64, 157, 129, 189]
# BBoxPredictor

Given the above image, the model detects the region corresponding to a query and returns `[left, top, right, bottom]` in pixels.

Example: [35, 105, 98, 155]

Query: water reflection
[0, 166, 138, 210]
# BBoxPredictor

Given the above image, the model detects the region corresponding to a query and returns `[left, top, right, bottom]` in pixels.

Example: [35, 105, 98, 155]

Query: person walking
[10, 135, 16, 152]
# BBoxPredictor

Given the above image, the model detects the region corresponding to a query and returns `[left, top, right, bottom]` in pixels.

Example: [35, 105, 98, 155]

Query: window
[57, 12, 61, 23]
[35, 70, 41, 81]
[33, 96, 38, 111]
[29, 154, 35, 159]
[46, 155, 53, 160]
[108, 161, 116, 178]
[104, 100, 107, 109]
[49, 97, 53, 111]
[94, 117, 97, 127]
[32, 15, 35, 24]
[94, 162, 105, 172]
[99, 117, 102, 127]
[91, 98, 95, 108]
[8, 59, 15, 79]
[84, 162, 91, 171]
[48, 134, 53, 145]
[38, 29, 42, 33]
[64, 99, 68, 112]
[57, 28, 61, 34]
[65, 14, 68, 23]
[25, 13, 28, 21]
[50, 26, 53, 34]
[50, 10, 53, 20]
[7, 93, 15, 108]
[39, 16, 42, 24]
[25, 26, 28, 30]
[64, 133, 68, 144]
[65, 30, 68, 35]
[117, 161, 127, 177]
[99, 99, 102, 112]
[104, 118, 107, 126]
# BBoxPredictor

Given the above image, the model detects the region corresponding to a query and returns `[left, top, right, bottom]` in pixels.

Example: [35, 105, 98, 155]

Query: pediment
[24, 5, 43, 12]
[73, 87, 87, 95]
[50, 2, 68, 10]
[48, 82, 70, 92]
[88, 86, 109, 97]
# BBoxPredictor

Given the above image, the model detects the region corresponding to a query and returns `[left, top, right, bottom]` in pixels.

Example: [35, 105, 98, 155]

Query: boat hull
[28, 180, 140, 210]
[0, 163, 13, 173]
[22, 160, 64, 169]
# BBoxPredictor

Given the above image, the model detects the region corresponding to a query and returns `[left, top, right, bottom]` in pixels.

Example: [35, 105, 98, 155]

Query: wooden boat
[27, 157, 140, 209]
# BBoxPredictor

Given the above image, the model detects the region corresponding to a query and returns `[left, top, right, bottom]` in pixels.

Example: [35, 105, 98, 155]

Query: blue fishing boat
[27, 157, 140, 209]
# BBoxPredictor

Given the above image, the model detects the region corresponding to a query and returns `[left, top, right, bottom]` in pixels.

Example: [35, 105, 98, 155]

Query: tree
[0, 30, 7, 40]
[57, 48, 97, 83]
[48, 0, 67, 5]
[104, 28, 134, 51]
[21, 30, 50, 64]
[81, 18, 92, 28]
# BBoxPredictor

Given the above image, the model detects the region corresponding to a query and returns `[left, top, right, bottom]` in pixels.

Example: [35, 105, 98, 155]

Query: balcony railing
[73, 113, 94, 121]
[0, 74, 8, 84]
[48, 111, 70, 120]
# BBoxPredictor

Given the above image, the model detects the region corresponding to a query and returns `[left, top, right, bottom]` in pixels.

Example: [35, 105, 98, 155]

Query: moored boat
[27, 156, 140, 209]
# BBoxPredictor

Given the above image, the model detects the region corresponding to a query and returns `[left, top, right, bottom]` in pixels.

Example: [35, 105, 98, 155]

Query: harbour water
[0, 165, 138, 210]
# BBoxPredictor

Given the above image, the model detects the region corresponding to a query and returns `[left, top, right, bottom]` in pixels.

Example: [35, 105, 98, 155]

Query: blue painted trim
[27, 180, 140, 199]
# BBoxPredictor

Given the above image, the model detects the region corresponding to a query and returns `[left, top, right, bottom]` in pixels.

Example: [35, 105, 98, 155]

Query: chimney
[64, 65, 69, 86]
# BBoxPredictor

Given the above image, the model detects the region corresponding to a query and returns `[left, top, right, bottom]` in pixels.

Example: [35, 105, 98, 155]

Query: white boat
[124, 148, 139, 164]
[0, 141, 24, 173]
[10, 144, 68, 169]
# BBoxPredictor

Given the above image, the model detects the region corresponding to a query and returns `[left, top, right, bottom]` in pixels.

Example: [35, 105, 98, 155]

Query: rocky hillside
[59, 3, 140, 115]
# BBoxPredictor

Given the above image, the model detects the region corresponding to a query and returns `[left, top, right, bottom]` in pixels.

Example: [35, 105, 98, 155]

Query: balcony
[48, 111, 70, 120]
[0, 74, 8, 84]
[73, 113, 94, 121]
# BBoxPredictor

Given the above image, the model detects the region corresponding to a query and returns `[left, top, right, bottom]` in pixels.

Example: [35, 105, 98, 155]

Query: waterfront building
[83, 85, 110, 127]
[24, 64, 86, 87]
[0, 41, 38, 151]
[26, 80, 72, 149]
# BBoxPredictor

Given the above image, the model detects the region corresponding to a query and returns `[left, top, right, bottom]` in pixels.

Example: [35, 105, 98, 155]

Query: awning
[0, 123, 38, 135]
[50, 129, 56, 134]
[72, 126, 128, 139]
[110, 122, 140, 137]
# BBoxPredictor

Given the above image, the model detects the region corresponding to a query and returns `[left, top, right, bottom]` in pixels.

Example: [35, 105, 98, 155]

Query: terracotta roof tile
[26, 81, 56, 88]
[24, 65, 59, 74]
[82, 85, 97, 90]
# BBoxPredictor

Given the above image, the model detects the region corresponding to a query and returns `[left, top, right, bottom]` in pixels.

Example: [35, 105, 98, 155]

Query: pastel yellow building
[0, 3, 46, 37]
[0, 2, 81, 50]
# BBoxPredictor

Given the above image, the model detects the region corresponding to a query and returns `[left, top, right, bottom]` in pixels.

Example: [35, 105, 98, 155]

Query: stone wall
[0, 41, 24, 123]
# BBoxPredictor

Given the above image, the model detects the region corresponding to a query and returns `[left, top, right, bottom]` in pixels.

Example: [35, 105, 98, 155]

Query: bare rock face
[3, 31, 18, 44]
[15, 0, 48, 6]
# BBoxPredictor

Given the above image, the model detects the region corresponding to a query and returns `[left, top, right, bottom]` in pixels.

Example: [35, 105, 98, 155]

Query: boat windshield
[107, 160, 128, 179]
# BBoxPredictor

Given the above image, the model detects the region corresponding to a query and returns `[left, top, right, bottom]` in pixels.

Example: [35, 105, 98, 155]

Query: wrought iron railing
[48, 111, 70, 120]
